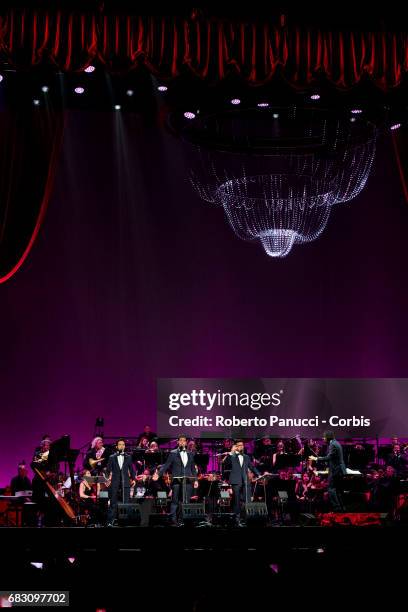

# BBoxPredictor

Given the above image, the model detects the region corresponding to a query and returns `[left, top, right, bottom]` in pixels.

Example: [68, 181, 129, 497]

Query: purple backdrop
[1, 110, 408, 485]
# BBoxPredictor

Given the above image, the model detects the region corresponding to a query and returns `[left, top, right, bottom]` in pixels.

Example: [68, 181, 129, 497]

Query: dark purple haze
[1, 110, 408, 484]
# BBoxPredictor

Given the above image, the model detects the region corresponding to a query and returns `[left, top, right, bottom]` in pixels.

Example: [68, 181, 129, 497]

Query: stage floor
[1, 524, 406, 610]
[1, 522, 406, 552]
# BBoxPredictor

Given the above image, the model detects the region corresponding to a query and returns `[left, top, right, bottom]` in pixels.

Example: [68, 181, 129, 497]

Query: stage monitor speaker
[245, 502, 268, 525]
[181, 503, 206, 523]
[117, 503, 141, 526]
[245, 502, 268, 517]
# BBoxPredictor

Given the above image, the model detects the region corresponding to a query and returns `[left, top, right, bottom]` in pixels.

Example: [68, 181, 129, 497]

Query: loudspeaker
[245, 502, 268, 517]
[244, 502, 268, 525]
[181, 503, 206, 522]
[117, 503, 141, 526]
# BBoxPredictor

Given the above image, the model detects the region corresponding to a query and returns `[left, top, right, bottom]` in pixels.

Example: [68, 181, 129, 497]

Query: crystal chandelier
[184, 106, 376, 257]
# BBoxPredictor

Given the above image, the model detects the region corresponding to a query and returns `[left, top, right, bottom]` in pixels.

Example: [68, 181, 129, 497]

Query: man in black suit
[153, 434, 198, 524]
[106, 438, 136, 526]
[225, 439, 260, 525]
[309, 431, 346, 512]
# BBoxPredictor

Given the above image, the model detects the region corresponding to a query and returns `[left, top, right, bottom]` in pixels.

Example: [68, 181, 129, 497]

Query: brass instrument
[33, 450, 50, 463]
[89, 457, 105, 468]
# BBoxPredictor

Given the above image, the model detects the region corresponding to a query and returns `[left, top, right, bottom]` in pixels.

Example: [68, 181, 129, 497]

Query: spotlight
[114, 104, 121, 110]
[257, 102, 269, 108]
[272, 113, 279, 119]
[310, 94, 320, 100]
[33, 99, 40, 106]
[390, 123, 401, 131]
[350, 117, 356, 122]
[67, 557, 76, 564]
[230, 98, 241, 105]
[184, 111, 196, 120]
[74, 87, 85, 94]
[0, 74, 4, 83]
[84, 65, 95, 73]
[157, 85, 168, 92]
[126, 89, 134, 97]
[351, 108, 362, 114]
[41, 86, 49, 93]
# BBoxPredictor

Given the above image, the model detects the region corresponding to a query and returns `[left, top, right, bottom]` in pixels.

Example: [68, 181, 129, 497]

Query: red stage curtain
[0, 109, 64, 284]
[0, 9, 407, 87]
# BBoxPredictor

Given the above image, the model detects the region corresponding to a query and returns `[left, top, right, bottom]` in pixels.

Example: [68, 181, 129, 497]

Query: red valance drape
[0, 109, 64, 284]
[0, 10, 408, 88]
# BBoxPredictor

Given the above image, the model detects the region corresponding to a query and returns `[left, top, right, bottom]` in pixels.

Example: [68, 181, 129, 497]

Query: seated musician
[387, 444, 407, 477]
[83, 437, 109, 474]
[369, 466, 399, 512]
[146, 440, 160, 453]
[31, 436, 60, 525]
[137, 436, 150, 450]
[295, 473, 311, 502]
[79, 469, 103, 526]
[10, 461, 32, 495]
[32, 435, 52, 468]
[136, 425, 157, 445]
[221, 438, 234, 453]
[187, 439, 198, 454]
[272, 440, 287, 468]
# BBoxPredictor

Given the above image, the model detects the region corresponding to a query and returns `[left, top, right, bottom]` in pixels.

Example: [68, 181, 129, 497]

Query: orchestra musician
[30, 436, 58, 525]
[153, 434, 198, 525]
[386, 444, 407, 477]
[79, 469, 103, 526]
[136, 425, 157, 445]
[10, 461, 32, 495]
[224, 439, 260, 526]
[309, 431, 346, 512]
[272, 440, 287, 468]
[83, 436, 109, 474]
[105, 438, 136, 526]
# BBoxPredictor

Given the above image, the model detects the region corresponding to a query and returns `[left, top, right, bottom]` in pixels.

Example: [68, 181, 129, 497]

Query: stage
[1, 523, 406, 610]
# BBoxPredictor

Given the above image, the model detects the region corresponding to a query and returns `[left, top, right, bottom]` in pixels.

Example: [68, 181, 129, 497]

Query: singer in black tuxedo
[225, 440, 260, 521]
[106, 439, 136, 524]
[156, 435, 198, 523]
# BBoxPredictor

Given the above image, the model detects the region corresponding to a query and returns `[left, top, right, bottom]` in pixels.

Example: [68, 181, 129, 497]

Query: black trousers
[108, 486, 130, 522]
[328, 474, 345, 512]
[232, 482, 251, 517]
[170, 483, 193, 520]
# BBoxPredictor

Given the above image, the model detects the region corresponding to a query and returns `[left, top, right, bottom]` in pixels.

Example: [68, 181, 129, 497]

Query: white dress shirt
[180, 450, 188, 467]
[238, 453, 244, 467]
[118, 454, 124, 470]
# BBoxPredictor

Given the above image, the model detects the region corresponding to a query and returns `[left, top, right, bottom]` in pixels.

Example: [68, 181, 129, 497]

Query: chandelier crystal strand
[185, 109, 376, 257]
